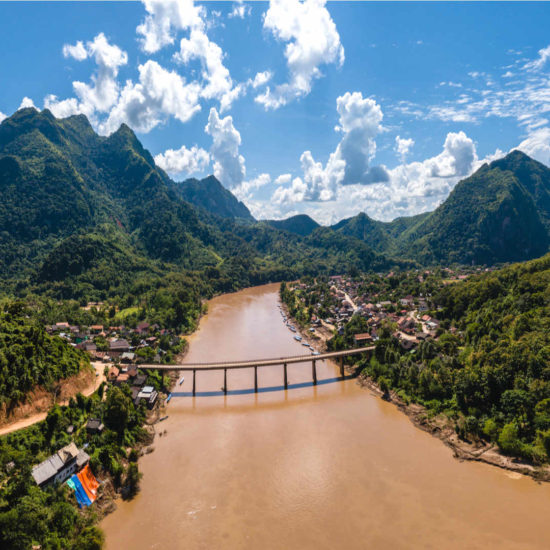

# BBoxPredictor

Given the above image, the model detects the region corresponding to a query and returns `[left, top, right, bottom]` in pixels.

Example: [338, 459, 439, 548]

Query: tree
[104, 387, 131, 438]
[498, 422, 523, 455]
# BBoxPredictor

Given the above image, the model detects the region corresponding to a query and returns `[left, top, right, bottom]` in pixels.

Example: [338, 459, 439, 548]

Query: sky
[1, 1, 550, 224]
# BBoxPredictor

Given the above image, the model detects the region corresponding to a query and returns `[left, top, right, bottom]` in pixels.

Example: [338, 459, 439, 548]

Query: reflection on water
[103, 284, 550, 550]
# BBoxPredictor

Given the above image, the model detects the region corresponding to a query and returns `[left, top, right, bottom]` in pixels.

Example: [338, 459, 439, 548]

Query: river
[102, 284, 550, 549]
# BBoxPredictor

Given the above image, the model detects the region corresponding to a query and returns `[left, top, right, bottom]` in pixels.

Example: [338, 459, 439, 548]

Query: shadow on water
[171, 373, 357, 398]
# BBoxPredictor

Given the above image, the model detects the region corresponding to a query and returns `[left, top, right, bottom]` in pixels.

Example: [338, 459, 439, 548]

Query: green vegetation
[0, 386, 149, 549]
[345, 253, 550, 462]
[0, 301, 88, 410]
[333, 151, 550, 264]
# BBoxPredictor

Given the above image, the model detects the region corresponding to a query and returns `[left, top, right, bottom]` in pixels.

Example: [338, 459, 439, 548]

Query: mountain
[397, 151, 550, 264]
[266, 214, 320, 236]
[0, 108, 392, 299]
[333, 151, 550, 265]
[174, 175, 254, 221]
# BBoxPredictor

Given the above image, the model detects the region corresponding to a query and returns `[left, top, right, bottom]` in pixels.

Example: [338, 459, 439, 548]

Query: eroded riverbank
[102, 284, 550, 550]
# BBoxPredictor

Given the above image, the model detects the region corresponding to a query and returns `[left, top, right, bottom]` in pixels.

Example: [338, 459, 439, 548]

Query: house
[115, 373, 130, 385]
[107, 366, 120, 382]
[109, 339, 130, 353]
[135, 385, 158, 408]
[77, 341, 97, 353]
[86, 418, 104, 435]
[136, 322, 150, 335]
[90, 325, 104, 334]
[31, 442, 89, 488]
[354, 332, 373, 345]
[121, 352, 136, 363]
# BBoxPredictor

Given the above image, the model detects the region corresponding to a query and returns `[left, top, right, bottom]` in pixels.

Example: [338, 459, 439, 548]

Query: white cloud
[154, 144, 210, 178]
[256, 0, 344, 109]
[100, 60, 202, 134]
[229, 1, 251, 19]
[274, 91, 386, 204]
[233, 173, 271, 201]
[62, 40, 88, 61]
[517, 127, 550, 166]
[250, 71, 272, 89]
[523, 44, 550, 72]
[137, 0, 205, 54]
[174, 28, 243, 112]
[395, 136, 414, 162]
[18, 97, 36, 110]
[48, 33, 128, 121]
[205, 107, 246, 188]
[0, 111, 7, 123]
[274, 173, 291, 185]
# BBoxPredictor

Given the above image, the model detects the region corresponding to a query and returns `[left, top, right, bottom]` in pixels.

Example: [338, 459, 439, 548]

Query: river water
[103, 284, 550, 549]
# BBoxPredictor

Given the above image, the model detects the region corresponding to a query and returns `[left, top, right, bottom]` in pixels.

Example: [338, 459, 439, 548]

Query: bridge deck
[139, 346, 374, 371]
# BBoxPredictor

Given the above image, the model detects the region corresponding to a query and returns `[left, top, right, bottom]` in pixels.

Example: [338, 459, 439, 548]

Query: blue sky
[1, 1, 550, 224]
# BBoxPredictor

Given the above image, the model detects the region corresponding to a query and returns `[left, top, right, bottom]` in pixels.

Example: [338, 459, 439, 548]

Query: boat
[178, 375, 185, 386]
[311, 351, 320, 356]
[165, 393, 172, 403]
[290, 327, 296, 332]
[159, 415, 169, 422]
[294, 335, 302, 342]
[302, 342, 310, 347]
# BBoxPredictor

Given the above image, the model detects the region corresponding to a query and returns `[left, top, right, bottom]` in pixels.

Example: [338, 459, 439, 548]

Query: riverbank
[359, 374, 550, 482]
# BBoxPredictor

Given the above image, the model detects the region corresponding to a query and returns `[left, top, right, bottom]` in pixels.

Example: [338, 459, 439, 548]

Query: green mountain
[266, 214, 320, 236]
[0, 108, 393, 299]
[333, 151, 550, 265]
[398, 151, 550, 264]
[174, 175, 254, 221]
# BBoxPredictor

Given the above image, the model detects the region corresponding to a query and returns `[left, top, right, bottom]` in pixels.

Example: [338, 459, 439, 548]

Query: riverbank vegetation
[282, 254, 550, 466]
[0, 384, 152, 549]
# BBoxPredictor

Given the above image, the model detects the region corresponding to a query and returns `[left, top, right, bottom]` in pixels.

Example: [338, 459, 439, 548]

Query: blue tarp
[69, 474, 92, 508]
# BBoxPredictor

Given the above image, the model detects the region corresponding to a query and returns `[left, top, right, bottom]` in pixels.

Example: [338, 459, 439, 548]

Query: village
[27, 314, 184, 496]
[284, 266, 493, 351]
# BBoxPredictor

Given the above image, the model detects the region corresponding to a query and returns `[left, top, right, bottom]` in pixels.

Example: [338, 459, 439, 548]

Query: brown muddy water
[102, 284, 550, 549]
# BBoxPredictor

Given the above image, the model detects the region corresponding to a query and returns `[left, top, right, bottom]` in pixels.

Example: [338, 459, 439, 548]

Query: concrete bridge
[140, 346, 374, 396]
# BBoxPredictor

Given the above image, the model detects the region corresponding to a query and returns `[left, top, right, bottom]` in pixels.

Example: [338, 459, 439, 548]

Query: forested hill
[174, 175, 254, 221]
[332, 151, 550, 265]
[0, 108, 396, 300]
[266, 214, 320, 236]
[0, 301, 88, 410]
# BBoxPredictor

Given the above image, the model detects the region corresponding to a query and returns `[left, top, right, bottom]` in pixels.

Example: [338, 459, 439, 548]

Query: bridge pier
[312, 360, 317, 385]
[254, 366, 258, 393]
[192, 369, 196, 396]
[283, 363, 288, 390]
[339, 357, 345, 378]
[224, 368, 227, 395]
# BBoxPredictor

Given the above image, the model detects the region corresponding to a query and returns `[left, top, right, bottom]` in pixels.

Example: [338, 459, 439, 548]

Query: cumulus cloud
[274, 173, 291, 185]
[18, 97, 36, 110]
[137, 0, 205, 53]
[517, 127, 550, 167]
[62, 40, 88, 61]
[174, 28, 243, 112]
[233, 173, 271, 201]
[250, 71, 272, 89]
[395, 136, 414, 162]
[205, 107, 246, 188]
[256, 0, 344, 109]
[154, 144, 210, 178]
[48, 33, 128, 121]
[100, 60, 201, 134]
[274, 92, 386, 204]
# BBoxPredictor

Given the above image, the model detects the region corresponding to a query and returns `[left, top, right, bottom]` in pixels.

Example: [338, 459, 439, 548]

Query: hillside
[0, 108, 393, 299]
[174, 175, 254, 221]
[333, 151, 550, 265]
[266, 214, 320, 236]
